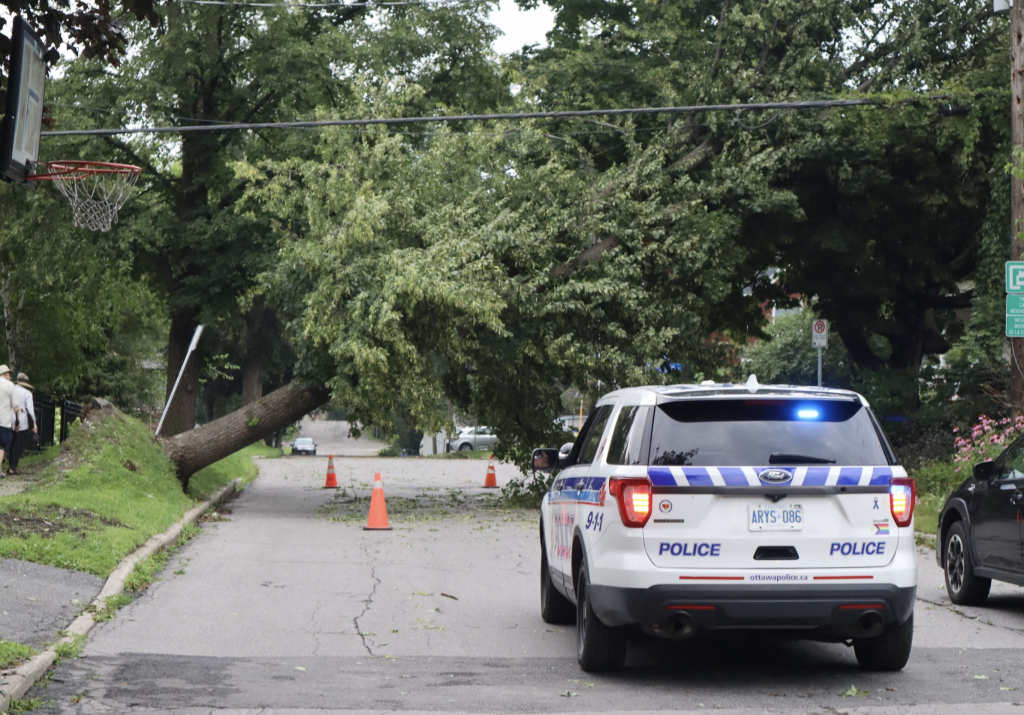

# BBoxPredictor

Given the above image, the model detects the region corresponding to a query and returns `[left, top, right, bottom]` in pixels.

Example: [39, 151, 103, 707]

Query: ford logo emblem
[758, 469, 793, 484]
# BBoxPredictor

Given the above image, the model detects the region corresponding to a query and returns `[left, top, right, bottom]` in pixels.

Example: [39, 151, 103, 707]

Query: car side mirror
[973, 460, 995, 481]
[531, 448, 560, 472]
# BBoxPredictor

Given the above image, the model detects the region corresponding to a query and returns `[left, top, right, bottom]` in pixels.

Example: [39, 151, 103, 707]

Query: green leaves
[246, 99, 746, 462]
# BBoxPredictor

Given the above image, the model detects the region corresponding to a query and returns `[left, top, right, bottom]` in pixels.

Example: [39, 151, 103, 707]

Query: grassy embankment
[0, 407, 279, 575]
[0, 407, 279, 672]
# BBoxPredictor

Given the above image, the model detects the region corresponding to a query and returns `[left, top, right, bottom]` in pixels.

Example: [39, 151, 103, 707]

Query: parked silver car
[447, 426, 497, 452]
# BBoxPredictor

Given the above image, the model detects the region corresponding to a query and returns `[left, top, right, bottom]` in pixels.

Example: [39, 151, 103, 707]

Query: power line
[41, 98, 897, 137]
[177, 0, 486, 6]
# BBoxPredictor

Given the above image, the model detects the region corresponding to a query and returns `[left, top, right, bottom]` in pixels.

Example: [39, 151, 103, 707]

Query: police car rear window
[649, 399, 889, 467]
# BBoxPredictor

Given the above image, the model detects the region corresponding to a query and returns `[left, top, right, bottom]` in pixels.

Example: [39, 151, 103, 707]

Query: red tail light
[890, 477, 915, 528]
[608, 477, 652, 528]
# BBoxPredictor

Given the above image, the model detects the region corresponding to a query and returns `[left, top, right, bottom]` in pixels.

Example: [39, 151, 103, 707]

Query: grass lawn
[425, 449, 491, 459]
[914, 493, 944, 536]
[908, 458, 960, 536]
[0, 408, 279, 576]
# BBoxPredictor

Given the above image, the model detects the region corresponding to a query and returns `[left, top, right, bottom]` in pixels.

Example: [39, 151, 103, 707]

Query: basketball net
[30, 161, 142, 232]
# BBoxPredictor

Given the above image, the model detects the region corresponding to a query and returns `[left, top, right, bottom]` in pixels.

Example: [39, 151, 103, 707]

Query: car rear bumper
[587, 582, 917, 631]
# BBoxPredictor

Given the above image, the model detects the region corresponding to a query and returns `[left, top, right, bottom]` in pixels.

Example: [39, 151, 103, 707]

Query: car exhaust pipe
[856, 611, 884, 638]
[664, 614, 697, 639]
[642, 614, 697, 640]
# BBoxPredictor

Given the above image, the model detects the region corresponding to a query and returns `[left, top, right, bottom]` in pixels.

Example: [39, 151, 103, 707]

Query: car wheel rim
[946, 533, 965, 593]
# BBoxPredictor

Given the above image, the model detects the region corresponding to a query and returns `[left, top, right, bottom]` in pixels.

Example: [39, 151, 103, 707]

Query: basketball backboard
[1, 16, 46, 183]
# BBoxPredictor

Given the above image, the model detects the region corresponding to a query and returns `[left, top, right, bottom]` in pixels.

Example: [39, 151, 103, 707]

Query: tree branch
[549, 237, 621, 280]
[101, 137, 176, 194]
[915, 290, 975, 311]
[668, 137, 719, 173]
[856, 51, 901, 93]
[710, 0, 730, 81]
[755, 18, 780, 75]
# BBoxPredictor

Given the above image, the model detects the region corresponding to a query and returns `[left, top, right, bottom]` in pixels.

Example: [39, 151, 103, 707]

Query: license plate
[747, 503, 803, 531]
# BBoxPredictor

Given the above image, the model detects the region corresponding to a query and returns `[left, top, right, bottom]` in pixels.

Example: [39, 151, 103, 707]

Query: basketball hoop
[27, 161, 142, 232]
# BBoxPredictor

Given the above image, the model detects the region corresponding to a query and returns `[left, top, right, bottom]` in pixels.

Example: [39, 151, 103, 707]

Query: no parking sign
[811, 319, 828, 348]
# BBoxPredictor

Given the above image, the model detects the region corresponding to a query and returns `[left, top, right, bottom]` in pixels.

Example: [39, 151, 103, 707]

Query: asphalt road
[291, 419, 389, 457]
[26, 451, 1024, 715]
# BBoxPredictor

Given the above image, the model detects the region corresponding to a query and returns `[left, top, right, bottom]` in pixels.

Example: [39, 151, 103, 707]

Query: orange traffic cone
[483, 454, 498, 488]
[323, 455, 339, 489]
[364, 472, 392, 530]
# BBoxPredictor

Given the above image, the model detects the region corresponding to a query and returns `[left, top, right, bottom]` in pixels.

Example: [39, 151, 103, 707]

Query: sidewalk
[0, 559, 103, 649]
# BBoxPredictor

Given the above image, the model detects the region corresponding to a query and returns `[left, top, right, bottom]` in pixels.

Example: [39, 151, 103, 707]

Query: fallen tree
[161, 382, 331, 489]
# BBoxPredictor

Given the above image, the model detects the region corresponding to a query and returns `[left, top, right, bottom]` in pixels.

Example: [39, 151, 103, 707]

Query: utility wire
[177, 0, 486, 6]
[41, 97, 906, 137]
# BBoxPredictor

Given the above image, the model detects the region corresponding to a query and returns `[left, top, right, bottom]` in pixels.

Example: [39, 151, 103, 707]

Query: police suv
[532, 381, 917, 672]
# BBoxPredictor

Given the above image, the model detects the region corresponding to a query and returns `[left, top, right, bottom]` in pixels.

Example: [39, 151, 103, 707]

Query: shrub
[953, 414, 1024, 474]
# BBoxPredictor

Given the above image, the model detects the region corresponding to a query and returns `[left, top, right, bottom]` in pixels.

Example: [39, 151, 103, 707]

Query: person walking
[9, 373, 36, 476]
[0, 366, 19, 477]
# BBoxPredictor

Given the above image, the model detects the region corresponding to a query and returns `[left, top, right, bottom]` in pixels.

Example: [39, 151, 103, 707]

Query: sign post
[156, 325, 204, 436]
[811, 319, 828, 387]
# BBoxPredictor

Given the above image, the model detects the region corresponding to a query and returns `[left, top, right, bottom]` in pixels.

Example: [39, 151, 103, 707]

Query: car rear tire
[576, 565, 627, 672]
[944, 521, 991, 606]
[459, 443, 472, 451]
[853, 612, 913, 671]
[540, 546, 574, 625]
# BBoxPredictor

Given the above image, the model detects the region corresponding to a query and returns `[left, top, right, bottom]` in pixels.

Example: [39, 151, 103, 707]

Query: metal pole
[817, 347, 822, 388]
[1012, 0, 1024, 408]
[156, 325, 204, 436]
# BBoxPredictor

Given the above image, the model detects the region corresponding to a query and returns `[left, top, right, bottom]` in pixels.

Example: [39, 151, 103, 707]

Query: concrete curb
[0, 478, 241, 713]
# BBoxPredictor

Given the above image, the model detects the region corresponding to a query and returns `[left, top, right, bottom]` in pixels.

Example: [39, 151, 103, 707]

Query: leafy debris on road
[560, 691, 578, 697]
[840, 684, 869, 697]
[441, 592, 458, 600]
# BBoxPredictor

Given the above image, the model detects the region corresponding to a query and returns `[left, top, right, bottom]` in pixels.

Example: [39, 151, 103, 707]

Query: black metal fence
[28, 396, 82, 451]
[59, 400, 83, 443]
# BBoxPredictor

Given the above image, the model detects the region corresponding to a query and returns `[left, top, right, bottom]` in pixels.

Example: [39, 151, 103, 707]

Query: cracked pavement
[23, 429, 1024, 714]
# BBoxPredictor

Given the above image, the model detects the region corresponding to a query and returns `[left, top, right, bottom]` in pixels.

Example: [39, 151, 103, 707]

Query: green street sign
[1010, 295, 1024, 316]
[1007, 262, 1024, 293]
[1007, 315, 1024, 338]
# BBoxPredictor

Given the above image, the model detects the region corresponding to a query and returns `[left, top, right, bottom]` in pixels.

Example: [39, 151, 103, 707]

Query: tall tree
[50, 0, 509, 438]
[516, 0, 1008, 374]
[0, 176, 165, 403]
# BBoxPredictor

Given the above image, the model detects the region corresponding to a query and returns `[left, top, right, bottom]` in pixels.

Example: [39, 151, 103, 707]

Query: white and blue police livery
[533, 380, 917, 673]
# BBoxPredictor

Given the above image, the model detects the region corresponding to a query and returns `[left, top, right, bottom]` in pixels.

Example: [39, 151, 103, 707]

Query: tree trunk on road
[162, 381, 330, 488]
[162, 314, 202, 437]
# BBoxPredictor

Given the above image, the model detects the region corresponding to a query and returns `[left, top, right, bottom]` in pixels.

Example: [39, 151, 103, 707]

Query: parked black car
[937, 435, 1024, 605]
